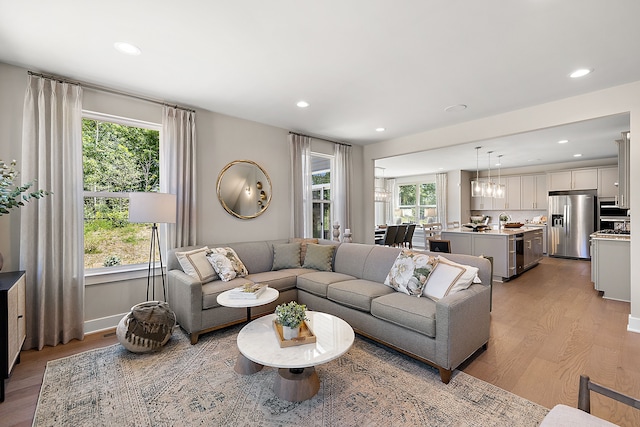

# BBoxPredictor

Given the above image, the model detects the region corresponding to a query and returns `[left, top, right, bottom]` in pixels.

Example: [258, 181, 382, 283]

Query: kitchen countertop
[443, 227, 540, 236]
[590, 232, 631, 241]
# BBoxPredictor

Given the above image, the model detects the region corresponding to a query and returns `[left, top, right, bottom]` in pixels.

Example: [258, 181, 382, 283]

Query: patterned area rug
[34, 326, 548, 426]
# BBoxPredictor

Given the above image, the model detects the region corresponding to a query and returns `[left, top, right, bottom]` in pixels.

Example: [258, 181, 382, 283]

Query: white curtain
[20, 75, 84, 350]
[162, 106, 197, 248]
[332, 143, 352, 234]
[289, 134, 312, 237]
[436, 173, 448, 226]
[386, 178, 397, 224]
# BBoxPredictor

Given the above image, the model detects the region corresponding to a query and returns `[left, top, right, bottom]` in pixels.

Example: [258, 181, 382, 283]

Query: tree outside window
[398, 182, 437, 224]
[82, 116, 161, 269]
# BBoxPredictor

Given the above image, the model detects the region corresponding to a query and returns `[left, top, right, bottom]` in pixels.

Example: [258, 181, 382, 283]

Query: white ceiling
[1, 1, 638, 152]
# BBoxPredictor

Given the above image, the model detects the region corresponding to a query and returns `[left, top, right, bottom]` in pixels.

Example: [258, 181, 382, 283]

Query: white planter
[282, 325, 300, 340]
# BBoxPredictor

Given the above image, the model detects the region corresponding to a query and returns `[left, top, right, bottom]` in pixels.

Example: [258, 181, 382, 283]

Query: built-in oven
[599, 199, 630, 231]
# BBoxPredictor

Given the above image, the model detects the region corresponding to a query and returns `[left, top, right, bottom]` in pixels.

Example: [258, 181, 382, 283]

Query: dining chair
[423, 223, 443, 249]
[403, 224, 417, 248]
[394, 225, 408, 247]
[428, 239, 451, 253]
[378, 225, 399, 246]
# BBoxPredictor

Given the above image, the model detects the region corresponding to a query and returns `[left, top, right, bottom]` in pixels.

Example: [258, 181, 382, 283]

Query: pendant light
[374, 167, 391, 203]
[482, 151, 495, 197]
[471, 146, 483, 197]
[494, 154, 505, 198]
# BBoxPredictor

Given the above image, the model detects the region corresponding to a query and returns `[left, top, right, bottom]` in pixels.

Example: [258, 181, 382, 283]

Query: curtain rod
[27, 71, 196, 113]
[289, 131, 351, 147]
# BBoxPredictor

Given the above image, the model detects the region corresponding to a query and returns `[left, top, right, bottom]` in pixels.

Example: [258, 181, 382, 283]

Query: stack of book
[228, 283, 267, 299]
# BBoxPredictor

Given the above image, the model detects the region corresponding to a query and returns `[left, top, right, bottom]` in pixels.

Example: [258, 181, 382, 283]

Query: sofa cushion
[272, 242, 302, 270]
[303, 243, 335, 271]
[327, 279, 395, 312]
[246, 269, 313, 291]
[371, 292, 437, 338]
[175, 247, 218, 283]
[202, 277, 252, 309]
[297, 271, 356, 298]
[383, 250, 437, 296]
[290, 237, 319, 265]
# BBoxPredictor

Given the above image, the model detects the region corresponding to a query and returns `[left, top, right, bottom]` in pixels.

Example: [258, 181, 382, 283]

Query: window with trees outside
[82, 113, 161, 270]
[398, 183, 437, 224]
[311, 154, 332, 239]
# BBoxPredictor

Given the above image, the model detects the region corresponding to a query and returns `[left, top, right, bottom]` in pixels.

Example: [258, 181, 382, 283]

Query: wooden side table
[0, 271, 26, 402]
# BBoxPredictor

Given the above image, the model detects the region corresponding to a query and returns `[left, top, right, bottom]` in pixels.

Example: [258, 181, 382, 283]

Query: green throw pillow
[302, 243, 335, 271]
[272, 242, 302, 270]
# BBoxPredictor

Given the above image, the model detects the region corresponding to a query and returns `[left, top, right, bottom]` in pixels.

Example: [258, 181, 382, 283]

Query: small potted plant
[499, 213, 510, 229]
[275, 301, 308, 340]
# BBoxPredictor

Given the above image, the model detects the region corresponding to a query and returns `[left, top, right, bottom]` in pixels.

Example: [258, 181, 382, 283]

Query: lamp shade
[129, 192, 177, 224]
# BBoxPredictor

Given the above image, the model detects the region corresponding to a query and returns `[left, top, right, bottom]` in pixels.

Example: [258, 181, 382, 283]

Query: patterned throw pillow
[384, 249, 438, 296]
[272, 242, 302, 270]
[302, 243, 335, 271]
[206, 247, 248, 282]
[175, 247, 218, 283]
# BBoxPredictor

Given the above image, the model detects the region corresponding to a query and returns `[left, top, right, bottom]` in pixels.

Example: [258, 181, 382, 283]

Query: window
[311, 154, 332, 239]
[398, 182, 437, 224]
[82, 112, 161, 270]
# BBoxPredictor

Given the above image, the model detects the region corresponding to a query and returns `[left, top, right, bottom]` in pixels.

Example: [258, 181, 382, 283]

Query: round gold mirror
[216, 160, 272, 219]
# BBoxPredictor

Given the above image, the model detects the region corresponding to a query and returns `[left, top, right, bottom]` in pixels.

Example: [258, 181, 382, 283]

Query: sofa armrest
[167, 270, 204, 335]
[434, 283, 491, 370]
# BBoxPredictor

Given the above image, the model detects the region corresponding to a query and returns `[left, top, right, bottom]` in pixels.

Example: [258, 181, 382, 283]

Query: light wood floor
[2, 256, 639, 426]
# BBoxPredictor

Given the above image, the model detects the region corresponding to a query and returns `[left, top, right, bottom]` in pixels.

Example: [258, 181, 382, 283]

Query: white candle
[345, 229, 351, 234]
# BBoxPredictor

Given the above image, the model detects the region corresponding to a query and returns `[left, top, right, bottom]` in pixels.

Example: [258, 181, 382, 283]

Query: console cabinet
[0, 271, 26, 402]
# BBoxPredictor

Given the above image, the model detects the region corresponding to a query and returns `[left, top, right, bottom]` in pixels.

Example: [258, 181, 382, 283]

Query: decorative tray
[273, 320, 316, 348]
[504, 223, 524, 228]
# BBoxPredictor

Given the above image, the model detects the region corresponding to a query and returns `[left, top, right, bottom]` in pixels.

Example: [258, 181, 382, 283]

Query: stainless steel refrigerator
[548, 191, 596, 259]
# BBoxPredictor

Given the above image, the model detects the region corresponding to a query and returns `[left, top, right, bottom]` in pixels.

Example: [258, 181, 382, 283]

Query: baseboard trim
[84, 313, 127, 334]
[627, 314, 640, 334]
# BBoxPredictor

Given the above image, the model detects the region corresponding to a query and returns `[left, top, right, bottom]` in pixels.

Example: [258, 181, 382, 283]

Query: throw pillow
[302, 243, 335, 271]
[290, 237, 319, 265]
[422, 259, 466, 301]
[272, 242, 302, 270]
[175, 247, 218, 283]
[437, 256, 482, 293]
[384, 249, 438, 296]
[206, 247, 248, 279]
[206, 252, 237, 281]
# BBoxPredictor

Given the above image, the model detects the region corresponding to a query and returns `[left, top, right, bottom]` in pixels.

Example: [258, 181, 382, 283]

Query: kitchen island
[590, 232, 630, 302]
[440, 227, 543, 281]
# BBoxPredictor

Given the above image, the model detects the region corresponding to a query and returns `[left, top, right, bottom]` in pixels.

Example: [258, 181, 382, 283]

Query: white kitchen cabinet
[591, 237, 630, 302]
[597, 166, 619, 199]
[617, 132, 630, 208]
[521, 174, 547, 210]
[548, 168, 597, 191]
[492, 176, 521, 210]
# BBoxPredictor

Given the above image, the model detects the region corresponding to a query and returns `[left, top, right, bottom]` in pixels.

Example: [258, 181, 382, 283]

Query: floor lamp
[129, 192, 177, 302]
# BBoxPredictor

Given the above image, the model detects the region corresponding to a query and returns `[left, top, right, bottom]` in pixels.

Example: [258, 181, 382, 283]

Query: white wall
[0, 61, 365, 333]
[363, 80, 640, 332]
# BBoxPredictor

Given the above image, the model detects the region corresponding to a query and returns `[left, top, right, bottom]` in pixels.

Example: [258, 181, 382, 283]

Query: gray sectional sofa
[166, 239, 492, 383]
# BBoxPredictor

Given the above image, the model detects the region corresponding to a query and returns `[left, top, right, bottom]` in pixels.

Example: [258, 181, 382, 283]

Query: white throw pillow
[175, 247, 218, 283]
[206, 252, 237, 281]
[384, 249, 438, 296]
[422, 256, 481, 301]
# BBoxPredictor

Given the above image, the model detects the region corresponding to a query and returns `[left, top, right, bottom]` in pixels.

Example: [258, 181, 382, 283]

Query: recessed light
[114, 41, 141, 56]
[558, 139, 569, 144]
[570, 68, 592, 78]
[573, 153, 583, 157]
[296, 101, 309, 108]
[444, 104, 467, 113]
[375, 127, 386, 132]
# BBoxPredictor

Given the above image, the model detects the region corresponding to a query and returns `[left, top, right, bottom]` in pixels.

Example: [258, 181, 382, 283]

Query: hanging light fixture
[494, 154, 505, 198]
[482, 151, 496, 197]
[374, 167, 391, 203]
[471, 146, 483, 197]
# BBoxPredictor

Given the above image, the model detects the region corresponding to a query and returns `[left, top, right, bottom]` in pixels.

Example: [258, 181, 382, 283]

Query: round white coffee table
[236, 311, 355, 402]
[217, 286, 279, 323]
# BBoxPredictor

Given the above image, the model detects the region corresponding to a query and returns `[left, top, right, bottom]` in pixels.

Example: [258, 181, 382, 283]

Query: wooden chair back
[403, 224, 417, 248]
[428, 239, 451, 253]
[578, 374, 640, 414]
[380, 225, 399, 246]
[394, 225, 408, 247]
